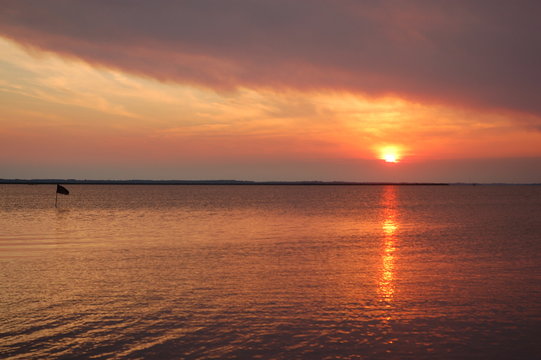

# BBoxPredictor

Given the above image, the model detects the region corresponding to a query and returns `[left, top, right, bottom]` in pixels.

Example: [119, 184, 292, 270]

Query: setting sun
[383, 154, 398, 163]
[379, 146, 402, 163]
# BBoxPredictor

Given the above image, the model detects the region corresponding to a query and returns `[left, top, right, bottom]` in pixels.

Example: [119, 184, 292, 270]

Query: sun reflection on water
[378, 186, 398, 303]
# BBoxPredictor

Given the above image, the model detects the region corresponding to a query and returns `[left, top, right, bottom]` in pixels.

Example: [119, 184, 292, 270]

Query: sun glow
[383, 154, 398, 163]
[379, 146, 401, 163]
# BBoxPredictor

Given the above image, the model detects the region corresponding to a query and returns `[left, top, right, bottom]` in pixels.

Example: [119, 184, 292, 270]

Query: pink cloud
[1, 0, 540, 120]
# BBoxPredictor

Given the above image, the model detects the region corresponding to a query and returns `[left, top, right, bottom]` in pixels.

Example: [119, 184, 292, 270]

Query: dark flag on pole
[56, 184, 70, 195]
[55, 184, 69, 207]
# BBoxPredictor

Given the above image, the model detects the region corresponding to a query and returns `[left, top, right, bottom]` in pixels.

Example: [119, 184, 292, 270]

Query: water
[1, 184, 540, 359]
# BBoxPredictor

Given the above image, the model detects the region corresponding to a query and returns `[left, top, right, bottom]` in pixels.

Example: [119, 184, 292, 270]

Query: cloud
[2, 33, 540, 168]
[1, 0, 540, 117]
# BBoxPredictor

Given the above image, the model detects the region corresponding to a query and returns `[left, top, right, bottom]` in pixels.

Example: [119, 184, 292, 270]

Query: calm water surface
[1, 185, 541, 359]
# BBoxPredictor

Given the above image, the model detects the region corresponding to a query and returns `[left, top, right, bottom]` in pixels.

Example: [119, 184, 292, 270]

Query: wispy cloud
[1, 0, 540, 118]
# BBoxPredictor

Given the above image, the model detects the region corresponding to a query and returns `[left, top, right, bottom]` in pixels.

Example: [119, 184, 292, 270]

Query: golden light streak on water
[378, 186, 398, 303]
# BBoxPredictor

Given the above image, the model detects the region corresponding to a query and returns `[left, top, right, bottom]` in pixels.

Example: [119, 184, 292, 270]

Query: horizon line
[1, 179, 540, 186]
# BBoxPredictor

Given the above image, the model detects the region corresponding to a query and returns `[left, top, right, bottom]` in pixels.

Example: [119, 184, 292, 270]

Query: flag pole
[55, 184, 69, 208]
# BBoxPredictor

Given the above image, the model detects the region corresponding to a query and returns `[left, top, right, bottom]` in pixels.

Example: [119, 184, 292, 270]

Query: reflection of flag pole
[55, 184, 70, 208]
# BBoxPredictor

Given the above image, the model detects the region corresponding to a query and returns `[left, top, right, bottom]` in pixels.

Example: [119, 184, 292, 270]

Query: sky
[1, 0, 540, 182]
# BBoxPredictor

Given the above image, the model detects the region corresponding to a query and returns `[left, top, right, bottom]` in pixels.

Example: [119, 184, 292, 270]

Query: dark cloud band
[1, 0, 540, 116]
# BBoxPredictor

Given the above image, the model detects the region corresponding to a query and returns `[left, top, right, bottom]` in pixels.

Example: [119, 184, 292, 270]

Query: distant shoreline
[1, 179, 539, 185]
[0, 179, 450, 186]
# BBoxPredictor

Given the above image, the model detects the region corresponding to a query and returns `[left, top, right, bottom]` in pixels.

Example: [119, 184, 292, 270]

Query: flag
[56, 184, 69, 195]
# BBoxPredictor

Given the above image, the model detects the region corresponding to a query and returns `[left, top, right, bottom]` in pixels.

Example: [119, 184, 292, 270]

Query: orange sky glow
[1, 2, 541, 182]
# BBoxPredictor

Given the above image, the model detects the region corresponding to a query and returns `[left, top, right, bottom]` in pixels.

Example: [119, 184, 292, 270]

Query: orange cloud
[1, 1, 541, 119]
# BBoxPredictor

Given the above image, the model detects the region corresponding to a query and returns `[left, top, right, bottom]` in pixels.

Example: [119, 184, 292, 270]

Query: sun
[383, 153, 398, 163]
[378, 146, 402, 163]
